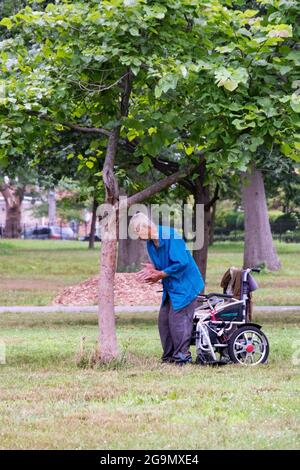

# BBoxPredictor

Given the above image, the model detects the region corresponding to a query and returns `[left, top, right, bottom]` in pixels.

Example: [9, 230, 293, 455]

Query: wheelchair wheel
[228, 325, 269, 365]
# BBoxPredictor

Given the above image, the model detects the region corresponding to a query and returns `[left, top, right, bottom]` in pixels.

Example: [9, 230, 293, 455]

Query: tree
[47, 187, 56, 225]
[262, 147, 300, 215]
[0, 176, 25, 237]
[1, 0, 300, 360]
[119, 0, 300, 275]
[161, 0, 300, 271]
[242, 165, 280, 270]
[0, 0, 207, 360]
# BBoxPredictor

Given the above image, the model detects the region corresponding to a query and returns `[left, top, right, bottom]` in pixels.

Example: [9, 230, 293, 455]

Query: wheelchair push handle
[250, 267, 261, 273]
[206, 292, 233, 299]
[197, 293, 233, 300]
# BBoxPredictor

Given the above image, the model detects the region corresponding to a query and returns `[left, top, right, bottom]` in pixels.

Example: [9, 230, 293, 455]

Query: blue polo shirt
[146, 225, 204, 310]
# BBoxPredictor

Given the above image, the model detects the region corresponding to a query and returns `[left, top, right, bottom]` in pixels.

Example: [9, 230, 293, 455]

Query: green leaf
[185, 146, 194, 156]
[148, 127, 157, 136]
[287, 51, 300, 66]
[281, 142, 292, 156]
[232, 119, 255, 130]
[291, 94, 300, 113]
[180, 65, 188, 78]
[127, 128, 139, 141]
[215, 67, 248, 92]
[215, 44, 236, 54]
[0, 18, 13, 30]
[268, 24, 293, 39]
[155, 74, 178, 98]
[124, 0, 138, 6]
[249, 137, 264, 152]
[223, 79, 238, 91]
[136, 156, 151, 174]
[129, 27, 140, 37]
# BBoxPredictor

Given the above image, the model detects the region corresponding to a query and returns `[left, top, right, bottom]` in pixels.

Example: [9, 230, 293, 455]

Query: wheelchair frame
[192, 268, 269, 365]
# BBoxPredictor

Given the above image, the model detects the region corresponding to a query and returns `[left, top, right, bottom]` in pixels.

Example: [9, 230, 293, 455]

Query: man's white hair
[130, 212, 155, 235]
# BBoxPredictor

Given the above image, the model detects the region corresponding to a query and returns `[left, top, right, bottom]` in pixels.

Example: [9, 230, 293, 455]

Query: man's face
[136, 224, 157, 240]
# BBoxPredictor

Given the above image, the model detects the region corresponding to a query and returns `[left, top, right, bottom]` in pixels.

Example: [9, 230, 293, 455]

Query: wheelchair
[191, 268, 269, 366]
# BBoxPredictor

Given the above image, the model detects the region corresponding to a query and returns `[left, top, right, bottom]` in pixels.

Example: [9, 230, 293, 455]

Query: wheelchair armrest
[205, 293, 233, 299]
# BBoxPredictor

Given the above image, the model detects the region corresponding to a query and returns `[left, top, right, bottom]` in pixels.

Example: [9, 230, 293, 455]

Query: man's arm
[137, 237, 189, 283]
[137, 264, 167, 283]
[162, 237, 189, 278]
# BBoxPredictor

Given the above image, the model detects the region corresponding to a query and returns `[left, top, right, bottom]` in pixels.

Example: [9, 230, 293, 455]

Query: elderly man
[132, 212, 204, 365]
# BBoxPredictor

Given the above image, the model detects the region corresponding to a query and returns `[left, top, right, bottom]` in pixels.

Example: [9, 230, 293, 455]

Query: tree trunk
[0, 183, 24, 238]
[192, 158, 211, 284]
[98, 67, 135, 362]
[89, 195, 98, 250]
[99, 237, 119, 361]
[98, 130, 120, 362]
[48, 188, 56, 226]
[242, 166, 280, 271]
[193, 196, 211, 284]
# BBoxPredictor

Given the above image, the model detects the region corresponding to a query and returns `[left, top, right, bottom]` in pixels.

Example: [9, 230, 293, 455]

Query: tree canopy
[1, 0, 299, 179]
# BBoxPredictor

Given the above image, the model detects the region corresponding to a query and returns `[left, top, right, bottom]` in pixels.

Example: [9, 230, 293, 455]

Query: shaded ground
[0, 310, 299, 449]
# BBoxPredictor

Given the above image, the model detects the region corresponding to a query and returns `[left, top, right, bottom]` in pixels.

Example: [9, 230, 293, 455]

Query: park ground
[0, 239, 300, 306]
[0, 240, 300, 449]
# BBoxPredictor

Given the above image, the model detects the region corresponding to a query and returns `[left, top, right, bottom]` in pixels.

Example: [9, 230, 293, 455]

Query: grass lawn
[0, 240, 99, 306]
[0, 310, 299, 449]
[0, 239, 300, 306]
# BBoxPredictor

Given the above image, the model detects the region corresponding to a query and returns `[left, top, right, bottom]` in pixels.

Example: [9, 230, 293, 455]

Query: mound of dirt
[53, 273, 162, 306]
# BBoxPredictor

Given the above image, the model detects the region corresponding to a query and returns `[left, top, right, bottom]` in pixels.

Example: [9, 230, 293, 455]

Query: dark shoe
[173, 352, 192, 365]
[174, 356, 193, 366]
[161, 357, 175, 364]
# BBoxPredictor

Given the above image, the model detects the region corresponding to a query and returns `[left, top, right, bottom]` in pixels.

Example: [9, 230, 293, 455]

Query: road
[0, 305, 299, 313]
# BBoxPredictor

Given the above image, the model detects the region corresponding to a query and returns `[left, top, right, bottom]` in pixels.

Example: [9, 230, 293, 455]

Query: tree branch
[24, 109, 112, 137]
[119, 68, 133, 118]
[150, 157, 196, 193]
[67, 71, 130, 93]
[102, 69, 133, 205]
[127, 165, 193, 208]
[62, 122, 111, 137]
[103, 130, 120, 204]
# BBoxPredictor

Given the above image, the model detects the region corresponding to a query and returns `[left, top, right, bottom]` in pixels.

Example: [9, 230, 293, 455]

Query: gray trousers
[158, 295, 197, 363]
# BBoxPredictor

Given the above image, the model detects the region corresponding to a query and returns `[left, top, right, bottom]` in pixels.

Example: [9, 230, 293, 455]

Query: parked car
[80, 234, 101, 242]
[22, 226, 76, 240]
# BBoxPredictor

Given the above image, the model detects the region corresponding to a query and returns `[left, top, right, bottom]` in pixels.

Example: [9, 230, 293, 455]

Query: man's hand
[137, 264, 167, 284]
[141, 262, 155, 270]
